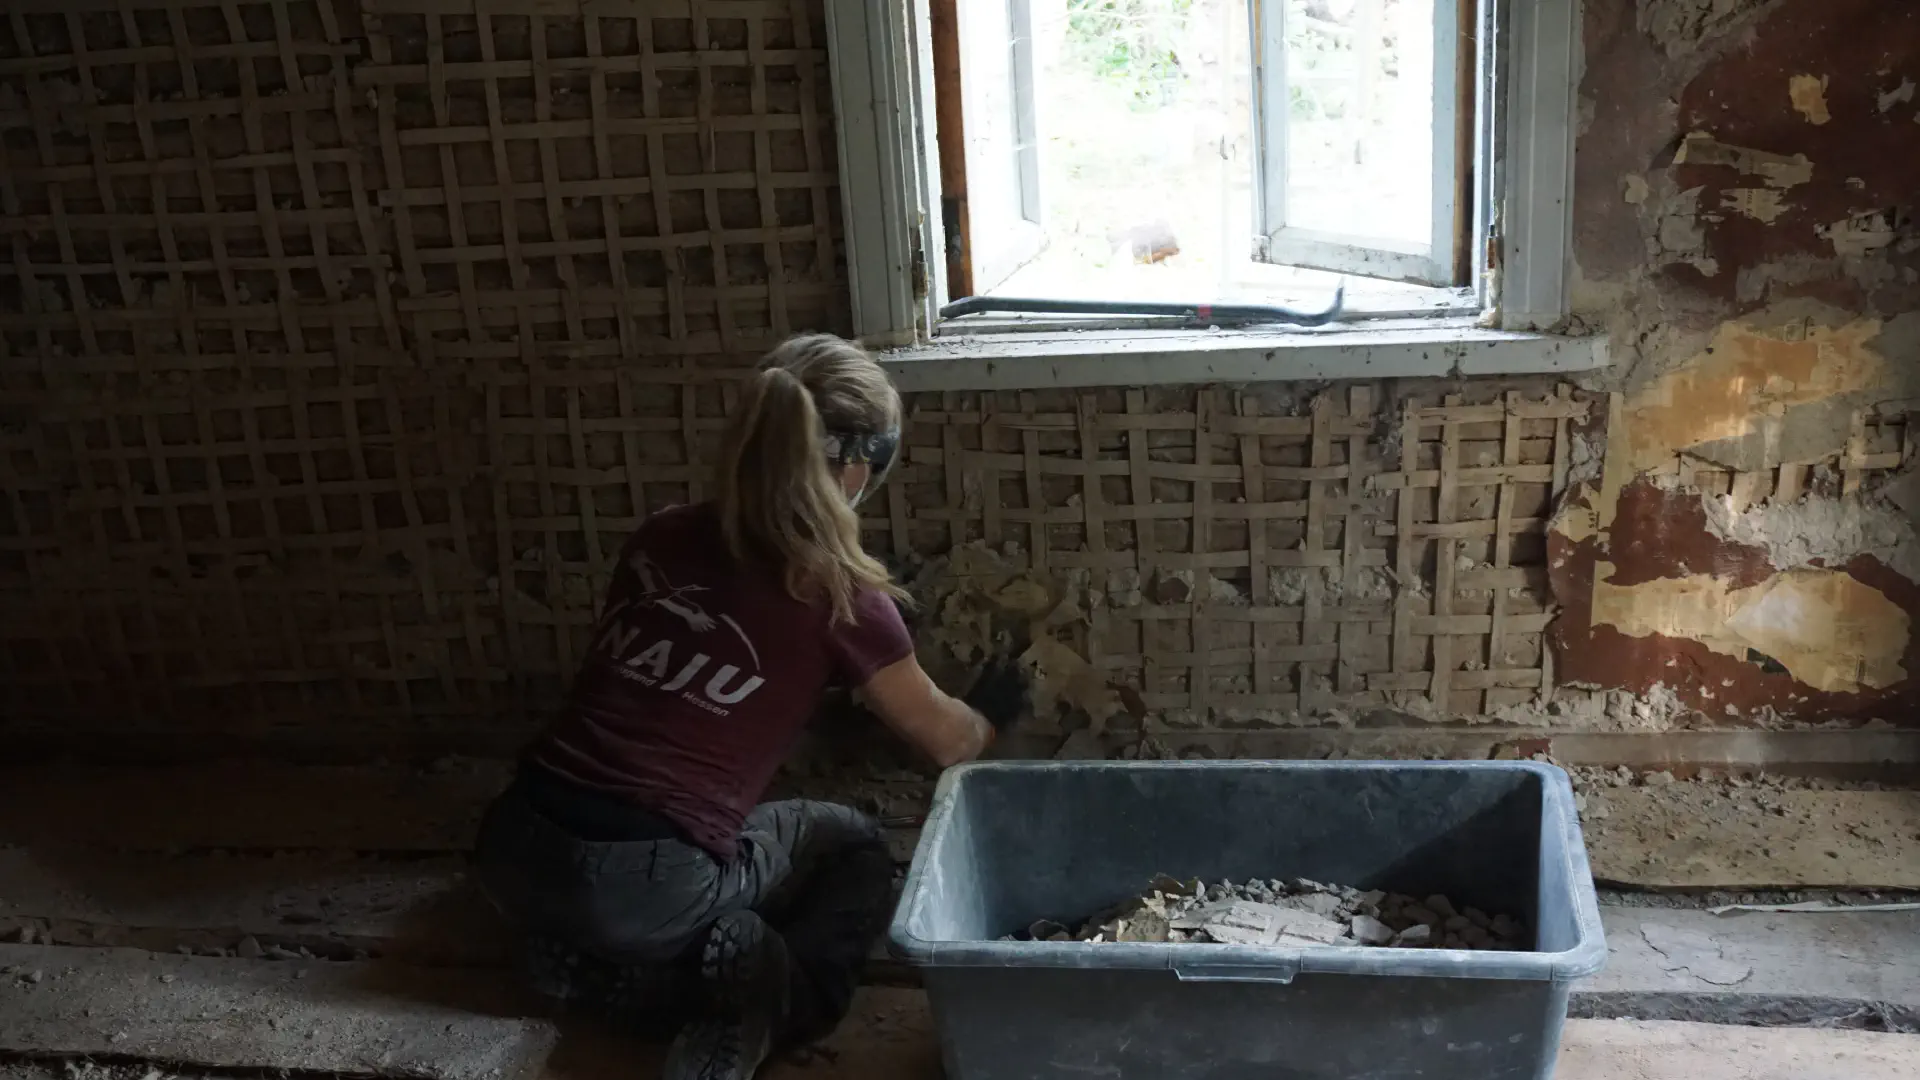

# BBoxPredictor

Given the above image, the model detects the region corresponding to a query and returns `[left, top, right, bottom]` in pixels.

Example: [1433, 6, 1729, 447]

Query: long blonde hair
[717, 335, 906, 624]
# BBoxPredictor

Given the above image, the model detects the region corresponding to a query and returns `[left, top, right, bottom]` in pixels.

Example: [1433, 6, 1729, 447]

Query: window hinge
[910, 245, 928, 300]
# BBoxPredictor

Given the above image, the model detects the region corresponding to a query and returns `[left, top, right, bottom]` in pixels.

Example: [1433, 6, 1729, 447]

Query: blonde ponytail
[717, 335, 906, 624]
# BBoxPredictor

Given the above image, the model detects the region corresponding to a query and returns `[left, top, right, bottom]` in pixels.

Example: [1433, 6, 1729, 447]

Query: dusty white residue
[1817, 210, 1899, 258]
[1878, 78, 1916, 113]
[1701, 490, 1920, 584]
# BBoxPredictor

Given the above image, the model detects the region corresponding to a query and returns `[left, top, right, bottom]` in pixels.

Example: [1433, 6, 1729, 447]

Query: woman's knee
[750, 799, 882, 857]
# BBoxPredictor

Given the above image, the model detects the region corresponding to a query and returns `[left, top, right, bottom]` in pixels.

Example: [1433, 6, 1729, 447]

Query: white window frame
[1252, 0, 1461, 286]
[955, 0, 1046, 294]
[825, 0, 1593, 375]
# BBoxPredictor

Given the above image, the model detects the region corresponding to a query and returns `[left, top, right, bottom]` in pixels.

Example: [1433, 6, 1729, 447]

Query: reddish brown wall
[1551, 0, 1918, 726]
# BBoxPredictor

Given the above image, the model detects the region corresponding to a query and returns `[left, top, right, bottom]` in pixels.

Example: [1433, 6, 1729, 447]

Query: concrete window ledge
[878, 318, 1609, 392]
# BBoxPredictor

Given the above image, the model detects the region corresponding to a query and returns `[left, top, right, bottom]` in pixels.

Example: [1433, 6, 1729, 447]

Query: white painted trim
[824, 0, 936, 345]
[1253, 0, 1460, 286]
[829, 0, 1583, 342]
[1497, 0, 1580, 330]
[1471, 0, 1498, 308]
[906, 0, 946, 319]
[880, 320, 1607, 391]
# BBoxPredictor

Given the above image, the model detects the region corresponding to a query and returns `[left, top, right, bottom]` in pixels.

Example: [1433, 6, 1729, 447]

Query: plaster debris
[1787, 75, 1831, 125]
[1490, 684, 1699, 732]
[1104, 568, 1143, 608]
[1327, 566, 1395, 604]
[1674, 132, 1814, 189]
[1349, 913, 1396, 945]
[1268, 566, 1313, 605]
[1567, 430, 1605, 486]
[1878, 78, 1916, 113]
[1015, 876, 1529, 951]
[1703, 491, 1920, 585]
[1622, 173, 1650, 205]
[1022, 636, 1127, 733]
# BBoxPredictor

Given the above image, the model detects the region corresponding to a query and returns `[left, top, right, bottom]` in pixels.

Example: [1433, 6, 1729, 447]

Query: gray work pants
[472, 783, 894, 1043]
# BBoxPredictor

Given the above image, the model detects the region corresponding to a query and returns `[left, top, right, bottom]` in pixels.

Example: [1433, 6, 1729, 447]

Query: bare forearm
[862, 656, 994, 768]
[918, 691, 992, 767]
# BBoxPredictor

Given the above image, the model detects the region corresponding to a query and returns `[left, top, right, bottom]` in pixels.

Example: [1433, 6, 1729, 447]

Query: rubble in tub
[1004, 875, 1529, 950]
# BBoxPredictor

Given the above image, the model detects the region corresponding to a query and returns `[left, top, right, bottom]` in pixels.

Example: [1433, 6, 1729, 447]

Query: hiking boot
[662, 1016, 771, 1080]
[699, 910, 790, 1019]
[662, 911, 790, 1080]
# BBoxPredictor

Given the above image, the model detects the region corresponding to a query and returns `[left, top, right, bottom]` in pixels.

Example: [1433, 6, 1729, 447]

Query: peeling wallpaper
[1550, 0, 1919, 728]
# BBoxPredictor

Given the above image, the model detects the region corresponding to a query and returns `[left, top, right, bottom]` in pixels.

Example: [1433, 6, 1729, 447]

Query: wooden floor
[1, 761, 1917, 1080]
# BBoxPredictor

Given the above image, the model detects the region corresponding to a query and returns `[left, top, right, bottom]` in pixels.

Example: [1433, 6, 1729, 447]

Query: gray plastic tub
[889, 760, 1605, 1080]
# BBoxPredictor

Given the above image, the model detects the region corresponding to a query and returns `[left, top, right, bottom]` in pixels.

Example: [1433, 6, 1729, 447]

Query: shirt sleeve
[826, 587, 916, 686]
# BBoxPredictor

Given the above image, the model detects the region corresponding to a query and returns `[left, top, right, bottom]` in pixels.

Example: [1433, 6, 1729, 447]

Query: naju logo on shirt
[587, 549, 768, 714]
[592, 622, 766, 708]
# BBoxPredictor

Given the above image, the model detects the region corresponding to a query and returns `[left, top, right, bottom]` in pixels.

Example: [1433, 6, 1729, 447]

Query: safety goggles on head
[823, 427, 900, 507]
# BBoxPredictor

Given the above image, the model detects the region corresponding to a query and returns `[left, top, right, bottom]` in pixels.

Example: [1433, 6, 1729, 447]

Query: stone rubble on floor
[1006, 875, 1528, 950]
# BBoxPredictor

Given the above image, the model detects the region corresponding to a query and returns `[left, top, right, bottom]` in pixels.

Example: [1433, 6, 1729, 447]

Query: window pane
[950, 0, 1461, 305]
[990, 0, 1250, 301]
[1281, 0, 1434, 247]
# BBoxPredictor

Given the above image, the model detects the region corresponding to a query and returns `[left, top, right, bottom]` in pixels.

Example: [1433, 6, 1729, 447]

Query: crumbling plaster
[1546, 0, 1919, 724]
[1, 0, 1913, 762]
[842, 0, 1920, 758]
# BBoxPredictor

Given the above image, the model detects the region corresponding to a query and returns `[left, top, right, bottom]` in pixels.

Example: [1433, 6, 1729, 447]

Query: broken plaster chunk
[1285, 891, 1348, 919]
[1115, 910, 1170, 943]
[1395, 924, 1434, 947]
[1026, 919, 1069, 941]
[1424, 894, 1458, 920]
[1182, 900, 1348, 947]
[1349, 914, 1396, 946]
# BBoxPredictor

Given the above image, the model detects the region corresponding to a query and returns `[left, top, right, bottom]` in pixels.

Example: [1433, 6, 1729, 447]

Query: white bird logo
[604, 551, 761, 668]
[630, 551, 717, 632]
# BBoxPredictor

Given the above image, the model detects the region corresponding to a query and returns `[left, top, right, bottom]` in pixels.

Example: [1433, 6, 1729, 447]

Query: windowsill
[876, 315, 1608, 392]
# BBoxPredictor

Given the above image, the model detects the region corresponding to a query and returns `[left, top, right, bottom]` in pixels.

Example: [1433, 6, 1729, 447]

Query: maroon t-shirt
[529, 503, 914, 857]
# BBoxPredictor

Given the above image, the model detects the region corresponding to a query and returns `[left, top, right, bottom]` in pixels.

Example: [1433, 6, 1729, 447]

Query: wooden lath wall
[3, 0, 1906, 756]
[880, 385, 1591, 729]
[0, 0, 843, 751]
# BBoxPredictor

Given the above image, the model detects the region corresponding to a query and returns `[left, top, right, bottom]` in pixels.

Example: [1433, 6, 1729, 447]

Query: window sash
[1251, 0, 1463, 287]
[959, 0, 1045, 294]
